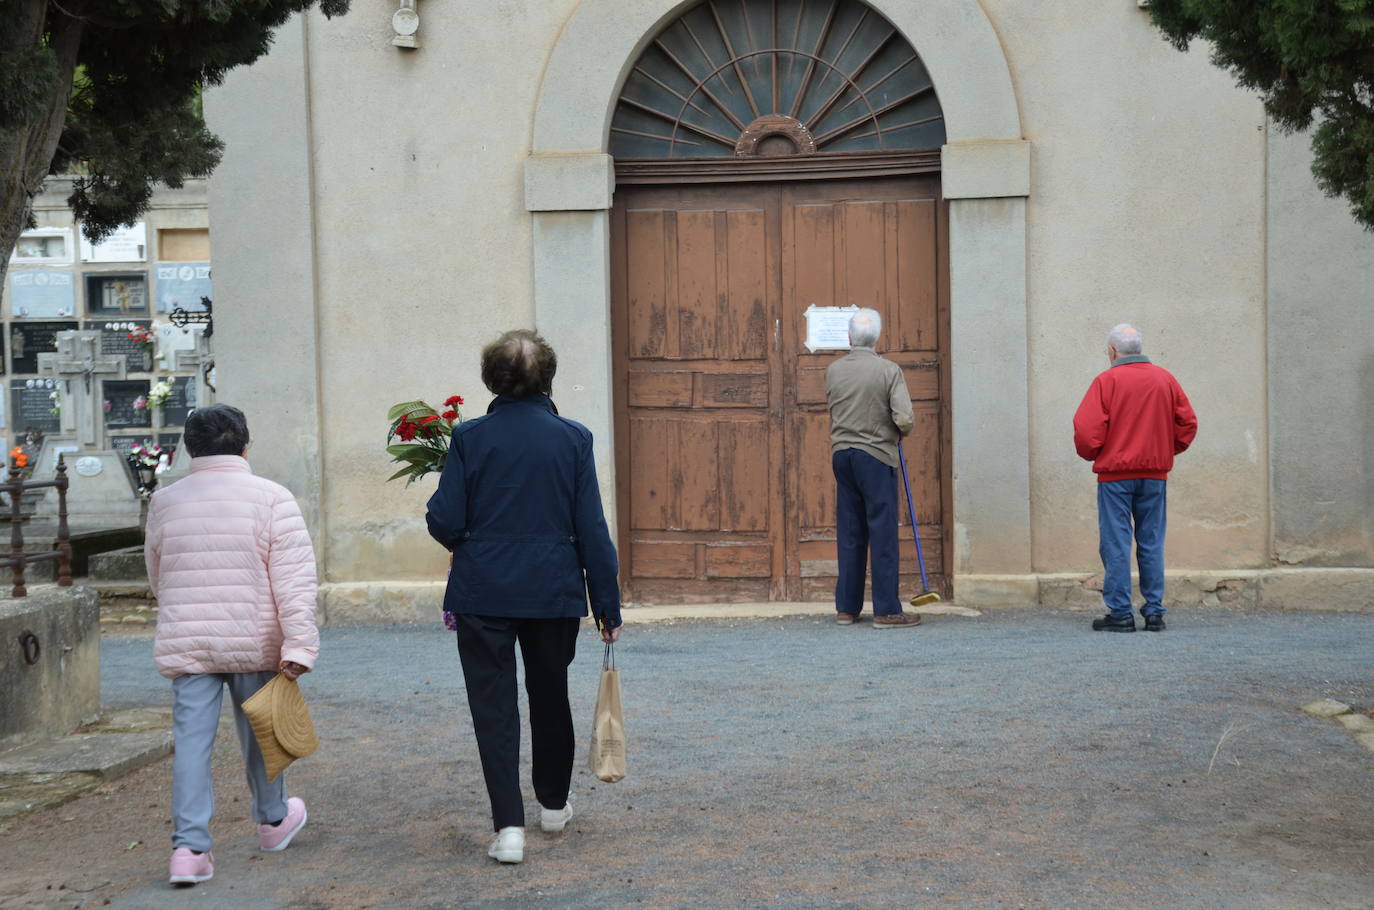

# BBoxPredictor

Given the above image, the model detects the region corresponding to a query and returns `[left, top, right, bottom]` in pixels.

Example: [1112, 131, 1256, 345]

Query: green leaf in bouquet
[387, 400, 439, 421]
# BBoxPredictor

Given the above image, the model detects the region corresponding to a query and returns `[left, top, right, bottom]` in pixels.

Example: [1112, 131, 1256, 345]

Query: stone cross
[170, 329, 215, 408]
[37, 330, 127, 447]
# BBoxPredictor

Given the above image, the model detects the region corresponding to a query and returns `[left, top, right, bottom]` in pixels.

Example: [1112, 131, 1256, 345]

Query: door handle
[774, 319, 780, 352]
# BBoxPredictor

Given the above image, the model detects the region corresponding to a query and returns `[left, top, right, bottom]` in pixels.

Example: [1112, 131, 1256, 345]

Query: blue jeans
[833, 449, 902, 616]
[1097, 478, 1168, 618]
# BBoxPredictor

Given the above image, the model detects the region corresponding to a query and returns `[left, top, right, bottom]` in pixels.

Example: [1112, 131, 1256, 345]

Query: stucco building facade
[204, 0, 1374, 619]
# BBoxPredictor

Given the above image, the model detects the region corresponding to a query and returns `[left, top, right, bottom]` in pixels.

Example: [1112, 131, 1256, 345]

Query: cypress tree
[0, 0, 350, 284]
[1149, 0, 1374, 231]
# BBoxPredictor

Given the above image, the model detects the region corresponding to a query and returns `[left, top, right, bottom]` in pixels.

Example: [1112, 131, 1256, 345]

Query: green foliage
[1148, 0, 1374, 230]
[0, 0, 351, 244]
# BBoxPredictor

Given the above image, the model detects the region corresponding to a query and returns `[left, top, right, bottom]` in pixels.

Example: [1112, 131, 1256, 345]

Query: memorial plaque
[84, 273, 149, 314]
[161, 376, 197, 426]
[85, 320, 154, 372]
[80, 223, 147, 263]
[9, 321, 78, 374]
[103, 379, 152, 429]
[10, 270, 76, 318]
[155, 261, 211, 312]
[10, 379, 60, 433]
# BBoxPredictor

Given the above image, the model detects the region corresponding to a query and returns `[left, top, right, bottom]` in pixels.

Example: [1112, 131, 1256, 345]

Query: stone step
[88, 545, 147, 582]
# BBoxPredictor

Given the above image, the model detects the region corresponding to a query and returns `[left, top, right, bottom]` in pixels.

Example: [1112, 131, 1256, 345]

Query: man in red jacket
[1073, 324, 1197, 632]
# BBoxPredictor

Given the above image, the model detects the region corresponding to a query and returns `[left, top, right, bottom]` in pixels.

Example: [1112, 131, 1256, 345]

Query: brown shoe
[873, 612, 922, 629]
[835, 612, 859, 625]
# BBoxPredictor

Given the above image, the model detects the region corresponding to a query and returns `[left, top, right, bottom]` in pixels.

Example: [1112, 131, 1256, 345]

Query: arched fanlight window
[611, 0, 945, 159]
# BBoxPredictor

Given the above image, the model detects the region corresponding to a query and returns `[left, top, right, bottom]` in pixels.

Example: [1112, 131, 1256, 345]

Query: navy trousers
[833, 448, 902, 616]
[455, 614, 580, 831]
[1097, 478, 1168, 618]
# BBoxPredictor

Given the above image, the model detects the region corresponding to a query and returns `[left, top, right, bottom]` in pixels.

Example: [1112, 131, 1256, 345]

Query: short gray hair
[1108, 323, 1143, 355]
[848, 308, 882, 348]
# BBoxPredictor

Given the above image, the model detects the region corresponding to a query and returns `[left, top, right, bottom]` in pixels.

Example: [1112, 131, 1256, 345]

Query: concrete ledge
[1, 586, 100, 752]
[318, 568, 1374, 624]
[524, 153, 614, 212]
[941, 140, 1031, 199]
[963, 568, 1374, 612]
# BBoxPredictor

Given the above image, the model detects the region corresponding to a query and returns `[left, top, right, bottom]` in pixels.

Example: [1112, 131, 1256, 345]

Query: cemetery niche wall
[2, 178, 215, 535]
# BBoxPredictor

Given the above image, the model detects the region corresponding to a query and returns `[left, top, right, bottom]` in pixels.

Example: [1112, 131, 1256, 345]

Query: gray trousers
[171, 671, 289, 852]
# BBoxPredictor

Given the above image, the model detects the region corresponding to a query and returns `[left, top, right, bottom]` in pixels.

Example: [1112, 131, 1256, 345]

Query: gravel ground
[2, 607, 1373, 909]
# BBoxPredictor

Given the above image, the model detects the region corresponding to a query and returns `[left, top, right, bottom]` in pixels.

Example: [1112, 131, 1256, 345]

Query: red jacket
[1073, 357, 1197, 482]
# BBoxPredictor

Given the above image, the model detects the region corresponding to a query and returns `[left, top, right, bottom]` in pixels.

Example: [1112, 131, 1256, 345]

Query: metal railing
[1, 455, 72, 596]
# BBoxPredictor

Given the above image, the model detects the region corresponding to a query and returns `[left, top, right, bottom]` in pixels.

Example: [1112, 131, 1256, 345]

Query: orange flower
[10, 447, 28, 469]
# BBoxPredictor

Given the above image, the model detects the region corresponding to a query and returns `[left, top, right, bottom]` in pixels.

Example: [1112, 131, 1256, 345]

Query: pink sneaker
[168, 848, 214, 884]
[258, 797, 308, 852]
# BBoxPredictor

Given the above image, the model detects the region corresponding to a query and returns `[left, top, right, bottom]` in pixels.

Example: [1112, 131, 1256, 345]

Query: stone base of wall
[1, 586, 101, 753]
[957, 568, 1374, 612]
[318, 568, 1374, 625]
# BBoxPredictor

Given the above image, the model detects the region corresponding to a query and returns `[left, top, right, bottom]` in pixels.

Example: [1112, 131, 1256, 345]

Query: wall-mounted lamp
[393, 0, 420, 49]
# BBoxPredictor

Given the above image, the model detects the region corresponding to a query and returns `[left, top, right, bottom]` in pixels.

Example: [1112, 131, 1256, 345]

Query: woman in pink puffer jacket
[144, 404, 319, 887]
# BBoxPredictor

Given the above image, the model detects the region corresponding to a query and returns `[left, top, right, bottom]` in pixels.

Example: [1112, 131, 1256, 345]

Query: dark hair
[184, 404, 251, 457]
[480, 330, 557, 399]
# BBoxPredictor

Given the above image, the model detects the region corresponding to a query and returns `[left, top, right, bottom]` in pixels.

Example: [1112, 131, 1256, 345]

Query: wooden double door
[610, 174, 950, 603]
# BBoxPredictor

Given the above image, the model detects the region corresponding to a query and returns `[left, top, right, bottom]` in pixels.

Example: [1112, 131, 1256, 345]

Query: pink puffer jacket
[145, 455, 319, 679]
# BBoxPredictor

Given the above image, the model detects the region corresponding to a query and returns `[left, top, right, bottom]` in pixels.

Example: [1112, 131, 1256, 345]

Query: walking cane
[897, 443, 941, 607]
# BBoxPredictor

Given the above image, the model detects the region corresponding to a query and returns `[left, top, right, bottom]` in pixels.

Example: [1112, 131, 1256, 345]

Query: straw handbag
[242, 673, 320, 781]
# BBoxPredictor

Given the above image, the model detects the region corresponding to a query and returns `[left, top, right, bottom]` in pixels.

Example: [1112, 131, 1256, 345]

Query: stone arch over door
[527, 0, 1034, 599]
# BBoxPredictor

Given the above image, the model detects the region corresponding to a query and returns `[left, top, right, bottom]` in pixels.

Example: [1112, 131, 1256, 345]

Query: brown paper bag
[588, 643, 626, 783]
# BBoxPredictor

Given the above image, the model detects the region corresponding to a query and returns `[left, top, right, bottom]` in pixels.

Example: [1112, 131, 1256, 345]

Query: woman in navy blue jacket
[426, 329, 623, 865]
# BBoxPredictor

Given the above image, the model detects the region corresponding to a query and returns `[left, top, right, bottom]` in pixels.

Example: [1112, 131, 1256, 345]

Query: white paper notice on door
[803, 304, 859, 353]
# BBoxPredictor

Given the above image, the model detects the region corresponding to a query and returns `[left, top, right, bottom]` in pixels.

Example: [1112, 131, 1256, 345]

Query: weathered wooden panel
[632, 542, 697, 579]
[840, 201, 887, 309]
[628, 370, 693, 407]
[676, 209, 718, 360]
[907, 401, 942, 526]
[896, 199, 938, 351]
[705, 545, 772, 578]
[718, 419, 769, 532]
[723, 210, 770, 361]
[896, 357, 940, 401]
[791, 203, 836, 307]
[629, 416, 677, 530]
[697, 372, 768, 408]
[626, 210, 667, 359]
[677, 418, 721, 531]
[796, 412, 837, 532]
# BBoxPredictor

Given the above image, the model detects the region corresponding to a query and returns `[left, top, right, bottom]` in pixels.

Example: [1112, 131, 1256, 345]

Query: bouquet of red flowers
[385, 395, 465, 484]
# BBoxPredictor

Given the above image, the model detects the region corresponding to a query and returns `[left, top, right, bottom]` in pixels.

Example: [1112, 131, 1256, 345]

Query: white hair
[848, 308, 882, 348]
[1108, 323, 1143, 355]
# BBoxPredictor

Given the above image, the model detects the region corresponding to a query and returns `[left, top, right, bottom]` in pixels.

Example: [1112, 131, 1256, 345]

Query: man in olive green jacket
[824, 308, 921, 629]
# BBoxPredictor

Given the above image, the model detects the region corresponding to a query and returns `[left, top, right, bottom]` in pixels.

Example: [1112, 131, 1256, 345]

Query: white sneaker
[540, 802, 574, 833]
[487, 826, 524, 863]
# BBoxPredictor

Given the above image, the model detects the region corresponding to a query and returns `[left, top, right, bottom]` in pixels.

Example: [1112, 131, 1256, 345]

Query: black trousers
[455, 614, 580, 831]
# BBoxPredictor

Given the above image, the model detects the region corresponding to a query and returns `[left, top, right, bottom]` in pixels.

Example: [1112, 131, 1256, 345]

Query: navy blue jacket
[425, 395, 622, 627]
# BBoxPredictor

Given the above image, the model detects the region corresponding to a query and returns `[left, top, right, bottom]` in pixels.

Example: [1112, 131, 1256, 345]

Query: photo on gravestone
[9, 321, 78, 374]
[84, 273, 149, 315]
[9, 379, 61, 434]
[84, 320, 154, 373]
[161, 375, 197, 427]
[103, 379, 152, 430]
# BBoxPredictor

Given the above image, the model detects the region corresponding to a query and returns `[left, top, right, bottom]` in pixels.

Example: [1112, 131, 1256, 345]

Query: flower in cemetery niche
[133, 394, 148, 411]
[127, 325, 156, 371]
[384, 395, 465, 485]
[49, 388, 61, 418]
[126, 442, 173, 496]
[147, 380, 174, 410]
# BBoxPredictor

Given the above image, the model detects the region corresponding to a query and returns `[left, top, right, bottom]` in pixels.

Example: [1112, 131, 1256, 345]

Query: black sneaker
[1143, 614, 1166, 632]
[1091, 613, 1136, 633]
